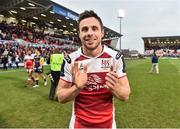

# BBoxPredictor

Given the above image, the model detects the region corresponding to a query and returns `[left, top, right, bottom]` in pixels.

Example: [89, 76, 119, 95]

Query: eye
[92, 26, 98, 31]
[81, 27, 88, 32]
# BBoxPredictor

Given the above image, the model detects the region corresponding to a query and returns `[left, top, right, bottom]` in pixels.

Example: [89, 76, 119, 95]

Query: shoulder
[104, 45, 123, 60]
[64, 48, 81, 64]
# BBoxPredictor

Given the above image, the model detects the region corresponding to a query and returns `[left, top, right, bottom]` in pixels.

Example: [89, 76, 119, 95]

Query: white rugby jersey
[24, 55, 33, 61]
[61, 45, 126, 129]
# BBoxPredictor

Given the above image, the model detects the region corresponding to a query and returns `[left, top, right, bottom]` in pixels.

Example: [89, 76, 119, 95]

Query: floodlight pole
[118, 9, 124, 50]
[118, 17, 123, 50]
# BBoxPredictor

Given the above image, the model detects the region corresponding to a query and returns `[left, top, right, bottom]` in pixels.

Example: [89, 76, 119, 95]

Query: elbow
[57, 95, 68, 104]
[119, 90, 131, 101]
[125, 90, 131, 101]
[123, 95, 130, 101]
[117, 95, 129, 101]
[124, 89, 131, 101]
[57, 92, 68, 104]
[124, 86, 131, 101]
[58, 99, 67, 104]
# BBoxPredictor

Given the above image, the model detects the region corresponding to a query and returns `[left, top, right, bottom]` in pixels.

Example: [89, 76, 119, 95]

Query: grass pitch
[0, 58, 180, 128]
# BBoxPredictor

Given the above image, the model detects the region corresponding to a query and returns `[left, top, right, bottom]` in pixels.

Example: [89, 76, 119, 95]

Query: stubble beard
[84, 41, 101, 51]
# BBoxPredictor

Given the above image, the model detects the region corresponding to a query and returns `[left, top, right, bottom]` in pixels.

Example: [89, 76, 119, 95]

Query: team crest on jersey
[101, 59, 110, 69]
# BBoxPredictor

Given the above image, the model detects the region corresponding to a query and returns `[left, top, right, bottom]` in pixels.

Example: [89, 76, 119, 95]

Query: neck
[82, 45, 103, 57]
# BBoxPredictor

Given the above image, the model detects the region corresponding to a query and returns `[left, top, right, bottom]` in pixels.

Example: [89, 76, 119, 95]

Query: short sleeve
[115, 54, 126, 78]
[60, 59, 73, 83]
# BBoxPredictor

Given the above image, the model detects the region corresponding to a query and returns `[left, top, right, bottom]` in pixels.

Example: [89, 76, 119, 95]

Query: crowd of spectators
[144, 49, 180, 57]
[0, 20, 79, 69]
[0, 42, 76, 70]
[0, 21, 80, 46]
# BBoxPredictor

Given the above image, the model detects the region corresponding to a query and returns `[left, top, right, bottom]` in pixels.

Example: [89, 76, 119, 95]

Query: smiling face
[79, 17, 104, 52]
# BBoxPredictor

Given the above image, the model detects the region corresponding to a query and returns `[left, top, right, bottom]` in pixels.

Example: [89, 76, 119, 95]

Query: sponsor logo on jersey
[86, 74, 102, 85]
[85, 74, 106, 91]
[85, 85, 106, 92]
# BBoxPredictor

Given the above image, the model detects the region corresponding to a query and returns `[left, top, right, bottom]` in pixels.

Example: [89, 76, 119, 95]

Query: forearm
[110, 86, 130, 101]
[109, 76, 131, 101]
[57, 84, 81, 103]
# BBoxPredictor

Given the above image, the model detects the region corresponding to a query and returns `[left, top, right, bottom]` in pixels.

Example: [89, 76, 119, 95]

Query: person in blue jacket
[150, 51, 159, 74]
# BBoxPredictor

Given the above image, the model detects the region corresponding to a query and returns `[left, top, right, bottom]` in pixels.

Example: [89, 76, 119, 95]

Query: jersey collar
[80, 45, 105, 58]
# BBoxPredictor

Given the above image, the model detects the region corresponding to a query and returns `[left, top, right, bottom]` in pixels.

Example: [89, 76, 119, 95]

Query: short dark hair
[77, 10, 104, 30]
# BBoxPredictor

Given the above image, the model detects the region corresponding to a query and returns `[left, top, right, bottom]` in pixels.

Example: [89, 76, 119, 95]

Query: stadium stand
[0, 0, 122, 68]
[142, 36, 180, 57]
[0, 0, 121, 47]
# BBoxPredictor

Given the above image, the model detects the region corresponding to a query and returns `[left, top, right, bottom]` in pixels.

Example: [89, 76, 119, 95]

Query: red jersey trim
[60, 78, 72, 84]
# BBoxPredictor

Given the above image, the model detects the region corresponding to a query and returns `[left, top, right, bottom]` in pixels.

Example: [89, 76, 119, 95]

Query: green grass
[0, 67, 71, 128]
[117, 58, 180, 128]
[0, 58, 180, 128]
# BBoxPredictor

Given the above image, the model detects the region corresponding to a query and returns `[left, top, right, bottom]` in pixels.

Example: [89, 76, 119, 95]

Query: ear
[78, 30, 80, 39]
[101, 29, 104, 38]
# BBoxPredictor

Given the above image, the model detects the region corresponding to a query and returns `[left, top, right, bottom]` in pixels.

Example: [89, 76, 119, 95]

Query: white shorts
[26, 69, 33, 73]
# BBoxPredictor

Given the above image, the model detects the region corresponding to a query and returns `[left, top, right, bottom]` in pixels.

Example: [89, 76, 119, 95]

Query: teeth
[87, 39, 93, 41]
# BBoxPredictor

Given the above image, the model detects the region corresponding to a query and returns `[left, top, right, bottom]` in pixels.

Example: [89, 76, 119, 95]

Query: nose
[87, 28, 93, 36]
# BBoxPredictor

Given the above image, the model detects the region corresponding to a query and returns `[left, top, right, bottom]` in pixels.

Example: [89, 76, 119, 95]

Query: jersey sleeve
[60, 58, 73, 83]
[114, 53, 126, 78]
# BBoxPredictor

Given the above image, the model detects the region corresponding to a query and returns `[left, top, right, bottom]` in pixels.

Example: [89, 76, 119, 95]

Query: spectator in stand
[1, 47, 8, 69]
[150, 51, 159, 74]
[15, 52, 20, 68]
[56, 10, 131, 128]
[2, 55, 8, 70]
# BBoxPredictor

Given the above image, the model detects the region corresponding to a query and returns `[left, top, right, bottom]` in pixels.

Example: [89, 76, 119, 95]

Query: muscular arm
[56, 79, 81, 103]
[105, 72, 131, 101]
[57, 61, 88, 103]
[111, 76, 130, 101]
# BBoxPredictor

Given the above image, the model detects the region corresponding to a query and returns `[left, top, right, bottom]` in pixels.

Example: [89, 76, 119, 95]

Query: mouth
[86, 40, 94, 45]
[85, 38, 95, 43]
